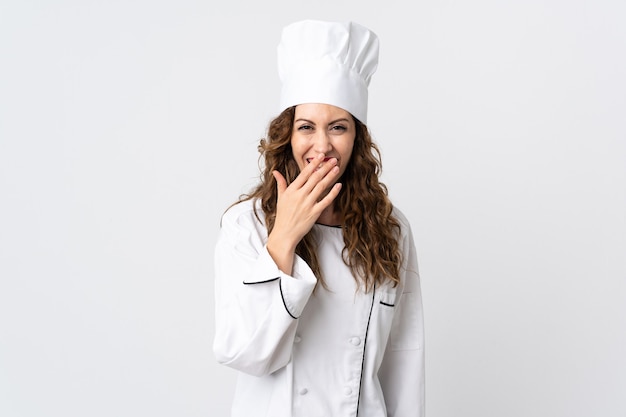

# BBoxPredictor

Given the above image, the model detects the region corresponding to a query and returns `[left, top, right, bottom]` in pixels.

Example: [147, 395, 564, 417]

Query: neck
[317, 205, 342, 227]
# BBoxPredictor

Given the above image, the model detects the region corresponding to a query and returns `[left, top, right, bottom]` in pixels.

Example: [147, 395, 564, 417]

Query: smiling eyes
[296, 124, 348, 132]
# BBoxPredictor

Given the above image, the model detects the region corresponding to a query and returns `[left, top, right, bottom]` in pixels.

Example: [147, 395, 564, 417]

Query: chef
[213, 19, 425, 417]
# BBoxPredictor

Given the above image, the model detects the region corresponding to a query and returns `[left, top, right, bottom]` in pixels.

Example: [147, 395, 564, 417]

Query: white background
[1, 1, 625, 416]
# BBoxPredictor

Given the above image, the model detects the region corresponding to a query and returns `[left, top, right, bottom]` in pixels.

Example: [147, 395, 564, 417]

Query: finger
[303, 158, 339, 194]
[316, 182, 342, 209]
[291, 153, 326, 188]
[272, 170, 288, 196]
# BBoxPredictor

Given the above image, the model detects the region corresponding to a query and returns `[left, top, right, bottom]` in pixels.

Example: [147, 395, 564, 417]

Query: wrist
[266, 233, 297, 275]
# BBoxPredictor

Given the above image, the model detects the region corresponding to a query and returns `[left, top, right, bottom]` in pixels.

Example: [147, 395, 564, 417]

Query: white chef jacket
[213, 199, 425, 417]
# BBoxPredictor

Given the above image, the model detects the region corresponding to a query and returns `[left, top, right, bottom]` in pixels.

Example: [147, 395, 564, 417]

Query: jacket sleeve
[378, 219, 425, 417]
[212, 204, 317, 377]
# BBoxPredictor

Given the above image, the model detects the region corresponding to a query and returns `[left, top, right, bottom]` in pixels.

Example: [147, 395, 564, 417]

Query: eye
[297, 124, 313, 131]
[331, 125, 347, 131]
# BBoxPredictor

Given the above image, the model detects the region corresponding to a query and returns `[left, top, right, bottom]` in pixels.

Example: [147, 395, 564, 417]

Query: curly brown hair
[238, 106, 402, 291]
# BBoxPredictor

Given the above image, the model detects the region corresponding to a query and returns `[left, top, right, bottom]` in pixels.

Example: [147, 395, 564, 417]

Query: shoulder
[220, 199, 266, 231]
[218, 199, 269, 248]
[215, 200, 270, 258]
[391, 205, 413, 238]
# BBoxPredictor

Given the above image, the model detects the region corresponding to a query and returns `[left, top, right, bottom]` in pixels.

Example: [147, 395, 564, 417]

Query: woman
[214, 20, 425, 417]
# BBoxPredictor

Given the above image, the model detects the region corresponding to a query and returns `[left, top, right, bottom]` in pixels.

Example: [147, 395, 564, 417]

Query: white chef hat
[277, 20, 379, 124]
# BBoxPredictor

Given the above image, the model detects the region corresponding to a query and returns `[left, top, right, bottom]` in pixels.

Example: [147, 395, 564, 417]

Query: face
[291, 103, 356, 178]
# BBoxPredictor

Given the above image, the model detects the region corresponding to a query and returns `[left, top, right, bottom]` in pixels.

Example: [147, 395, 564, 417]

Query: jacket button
[299, 388, 308, 395]
[343, 387, 352, 396]
[349, 337, 361, 346]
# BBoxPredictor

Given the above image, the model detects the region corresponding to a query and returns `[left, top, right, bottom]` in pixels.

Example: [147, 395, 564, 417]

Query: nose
[313, 131, 333, 153]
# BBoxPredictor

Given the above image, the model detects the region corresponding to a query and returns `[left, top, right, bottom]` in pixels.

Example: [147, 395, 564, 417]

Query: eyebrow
[294, 118, 351, 125]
